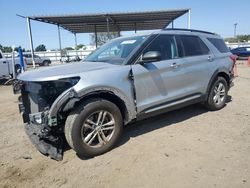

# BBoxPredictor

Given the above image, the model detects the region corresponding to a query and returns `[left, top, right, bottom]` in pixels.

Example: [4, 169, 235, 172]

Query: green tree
[2, 46, 12, 53]
[90, 32, 120, 46]
[237, 35, 250, 42]
[35, 44, 46, 51]
[14, 46, 26, 52]
[75, 44, 86, 50]
[225, 35, 250, 43]
[64, 47, 74, 50]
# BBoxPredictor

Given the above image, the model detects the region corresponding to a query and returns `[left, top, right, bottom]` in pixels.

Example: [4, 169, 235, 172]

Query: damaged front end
[17, 77, 80, 161]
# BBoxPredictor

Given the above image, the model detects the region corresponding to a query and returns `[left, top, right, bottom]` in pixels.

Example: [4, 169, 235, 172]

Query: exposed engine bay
[18, 77, 79, 160]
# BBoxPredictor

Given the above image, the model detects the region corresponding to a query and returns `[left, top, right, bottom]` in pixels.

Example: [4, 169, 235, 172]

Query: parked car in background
[16, 29, 235, 160]
[0, 50, 25, 78]
[21, 54, 51, 66]
[231, 46, 250, 59]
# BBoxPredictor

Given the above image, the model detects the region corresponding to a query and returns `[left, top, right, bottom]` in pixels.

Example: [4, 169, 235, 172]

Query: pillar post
[27, 17, 35, 68]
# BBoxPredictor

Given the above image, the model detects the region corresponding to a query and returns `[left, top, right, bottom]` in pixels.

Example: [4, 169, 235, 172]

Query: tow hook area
[25, 123, 64, 161]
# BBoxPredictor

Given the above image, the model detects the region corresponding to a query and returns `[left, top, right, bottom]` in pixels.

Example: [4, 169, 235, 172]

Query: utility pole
[234, 23, 238, 38]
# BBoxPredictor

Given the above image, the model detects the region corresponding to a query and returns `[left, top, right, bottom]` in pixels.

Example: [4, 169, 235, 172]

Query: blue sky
[0, 0, 249, 50]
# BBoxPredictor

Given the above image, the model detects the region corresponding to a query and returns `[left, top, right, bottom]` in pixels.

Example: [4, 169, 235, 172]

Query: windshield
[84, 35, 148, 65]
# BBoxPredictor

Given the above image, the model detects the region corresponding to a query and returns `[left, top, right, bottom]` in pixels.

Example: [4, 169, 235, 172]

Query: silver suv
[17, 29, 236, 160]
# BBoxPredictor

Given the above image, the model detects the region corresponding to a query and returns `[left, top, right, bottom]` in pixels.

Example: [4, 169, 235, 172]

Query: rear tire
[205, 76, 228, 111]
[65, 98, 123, 157]
[42, 60, 49, 66]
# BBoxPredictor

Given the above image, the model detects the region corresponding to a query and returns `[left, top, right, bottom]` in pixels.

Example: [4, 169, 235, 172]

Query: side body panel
[201, 35, 233, 82]
[73, 65, 137, 122]
[131, 33, 233, 115]
[131, 58, 200, 113]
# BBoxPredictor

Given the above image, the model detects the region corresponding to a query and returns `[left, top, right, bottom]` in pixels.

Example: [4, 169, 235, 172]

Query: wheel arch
[72, 91, 130, 124]
[49, 87, 136, 125]
[206, 69, 230, 98]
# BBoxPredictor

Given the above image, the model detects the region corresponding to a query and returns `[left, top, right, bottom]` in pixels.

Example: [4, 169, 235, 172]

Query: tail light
[230, 55, 237, 77]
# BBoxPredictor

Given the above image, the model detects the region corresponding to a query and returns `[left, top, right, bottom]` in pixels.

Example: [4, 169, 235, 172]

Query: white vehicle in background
[0, 50, 25, 78]
[21, 54, 51, 66]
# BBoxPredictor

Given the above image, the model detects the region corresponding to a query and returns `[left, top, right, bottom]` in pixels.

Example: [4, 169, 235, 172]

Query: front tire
[65, 99, 123, 157]
[15, 64, 21, 74]
[206, 76, 228, 111]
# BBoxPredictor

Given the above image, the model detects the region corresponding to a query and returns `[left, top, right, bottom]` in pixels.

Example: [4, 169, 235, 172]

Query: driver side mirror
[139, 51, 161, 64]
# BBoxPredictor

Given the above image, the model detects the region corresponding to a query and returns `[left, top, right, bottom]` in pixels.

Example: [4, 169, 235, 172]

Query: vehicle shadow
[119, 104, 207, 145]
[119, 95, 232, 146]
[76, 95, 232, 160]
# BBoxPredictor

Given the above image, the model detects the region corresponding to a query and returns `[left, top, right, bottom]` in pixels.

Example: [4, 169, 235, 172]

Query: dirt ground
[0, 64, 250, 188]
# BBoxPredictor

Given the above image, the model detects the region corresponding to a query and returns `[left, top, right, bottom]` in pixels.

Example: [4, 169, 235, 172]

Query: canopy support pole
[57, 25, 62, 61]
[26, 17, 35, 69]
[188, 9, 191, 29]
[106, 17, 110, 40]
[94, 25, 98, 48]
[134, 23, 137, 33]
[74, 33, 78, 56]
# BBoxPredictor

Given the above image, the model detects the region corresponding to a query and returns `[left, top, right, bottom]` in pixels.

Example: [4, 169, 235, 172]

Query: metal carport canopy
[30, 9, 190, 33]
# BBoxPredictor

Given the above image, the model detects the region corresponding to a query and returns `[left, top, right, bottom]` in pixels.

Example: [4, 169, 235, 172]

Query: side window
[207, 38, 229, 53]
[0, 53, 2, 59]
[176, 35, 210, 57]
[143, 35, 177, 60]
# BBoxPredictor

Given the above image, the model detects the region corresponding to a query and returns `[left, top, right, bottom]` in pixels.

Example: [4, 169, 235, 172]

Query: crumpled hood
[18, 62, 117, 81]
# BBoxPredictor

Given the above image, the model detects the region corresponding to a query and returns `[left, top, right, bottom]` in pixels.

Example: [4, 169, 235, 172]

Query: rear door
[131, 35, 195, 113]
[25, 54, 32, 65]
[175, 35, 213, 94]
[0, 52, 10, 77]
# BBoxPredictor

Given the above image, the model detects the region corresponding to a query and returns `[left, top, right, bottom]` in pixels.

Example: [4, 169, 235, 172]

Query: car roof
[155, 28, 220, 38]
[115, 28, 221, 41]
[234, 46, 250, 48]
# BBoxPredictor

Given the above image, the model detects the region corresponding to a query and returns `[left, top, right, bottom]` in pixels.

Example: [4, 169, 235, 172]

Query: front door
[131, 35, 193, 114]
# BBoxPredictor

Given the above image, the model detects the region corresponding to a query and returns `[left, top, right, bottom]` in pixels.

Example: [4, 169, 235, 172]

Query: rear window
[207, 38, 229, 53]
[176, 35, 210, 57]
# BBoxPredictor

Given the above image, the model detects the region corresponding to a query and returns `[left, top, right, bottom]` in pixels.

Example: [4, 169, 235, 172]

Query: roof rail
[163, 28, 216, 35]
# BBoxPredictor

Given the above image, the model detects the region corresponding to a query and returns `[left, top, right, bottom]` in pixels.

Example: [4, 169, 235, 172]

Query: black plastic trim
[137, 93, 205, 120]
[163, 28, 216, 35]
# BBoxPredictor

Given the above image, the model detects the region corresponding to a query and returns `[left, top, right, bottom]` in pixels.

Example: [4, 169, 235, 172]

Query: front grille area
[20, 80, 74, 123]
[21, 84, 31, 123]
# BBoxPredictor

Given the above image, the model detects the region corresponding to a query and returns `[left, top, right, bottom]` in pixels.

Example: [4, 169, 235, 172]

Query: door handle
[170, 62, 180, 68]
[208, 56, 214, 62]
[3, 61, 7, 64]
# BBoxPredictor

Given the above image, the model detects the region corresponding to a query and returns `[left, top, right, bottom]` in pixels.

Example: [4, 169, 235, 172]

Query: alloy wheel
[213, 82, 226, 105]
[81, 110, 115, 148]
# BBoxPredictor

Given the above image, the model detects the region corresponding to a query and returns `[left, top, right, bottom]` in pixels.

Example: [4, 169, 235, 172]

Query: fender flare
[205, 68, 230, 99]
[48, 86, 136, 125]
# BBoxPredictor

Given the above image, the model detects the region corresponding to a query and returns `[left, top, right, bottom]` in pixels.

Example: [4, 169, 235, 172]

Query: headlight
[29, 112, 44, 125]
[58, 77, 80, 87]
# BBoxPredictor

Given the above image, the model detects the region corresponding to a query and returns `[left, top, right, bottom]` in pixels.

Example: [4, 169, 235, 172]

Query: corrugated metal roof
[30, 9, 189, 33]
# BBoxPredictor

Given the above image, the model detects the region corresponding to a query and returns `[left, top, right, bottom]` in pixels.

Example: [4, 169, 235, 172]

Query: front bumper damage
[17, 79, 79, 161]
[25, 123, 64, 161]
